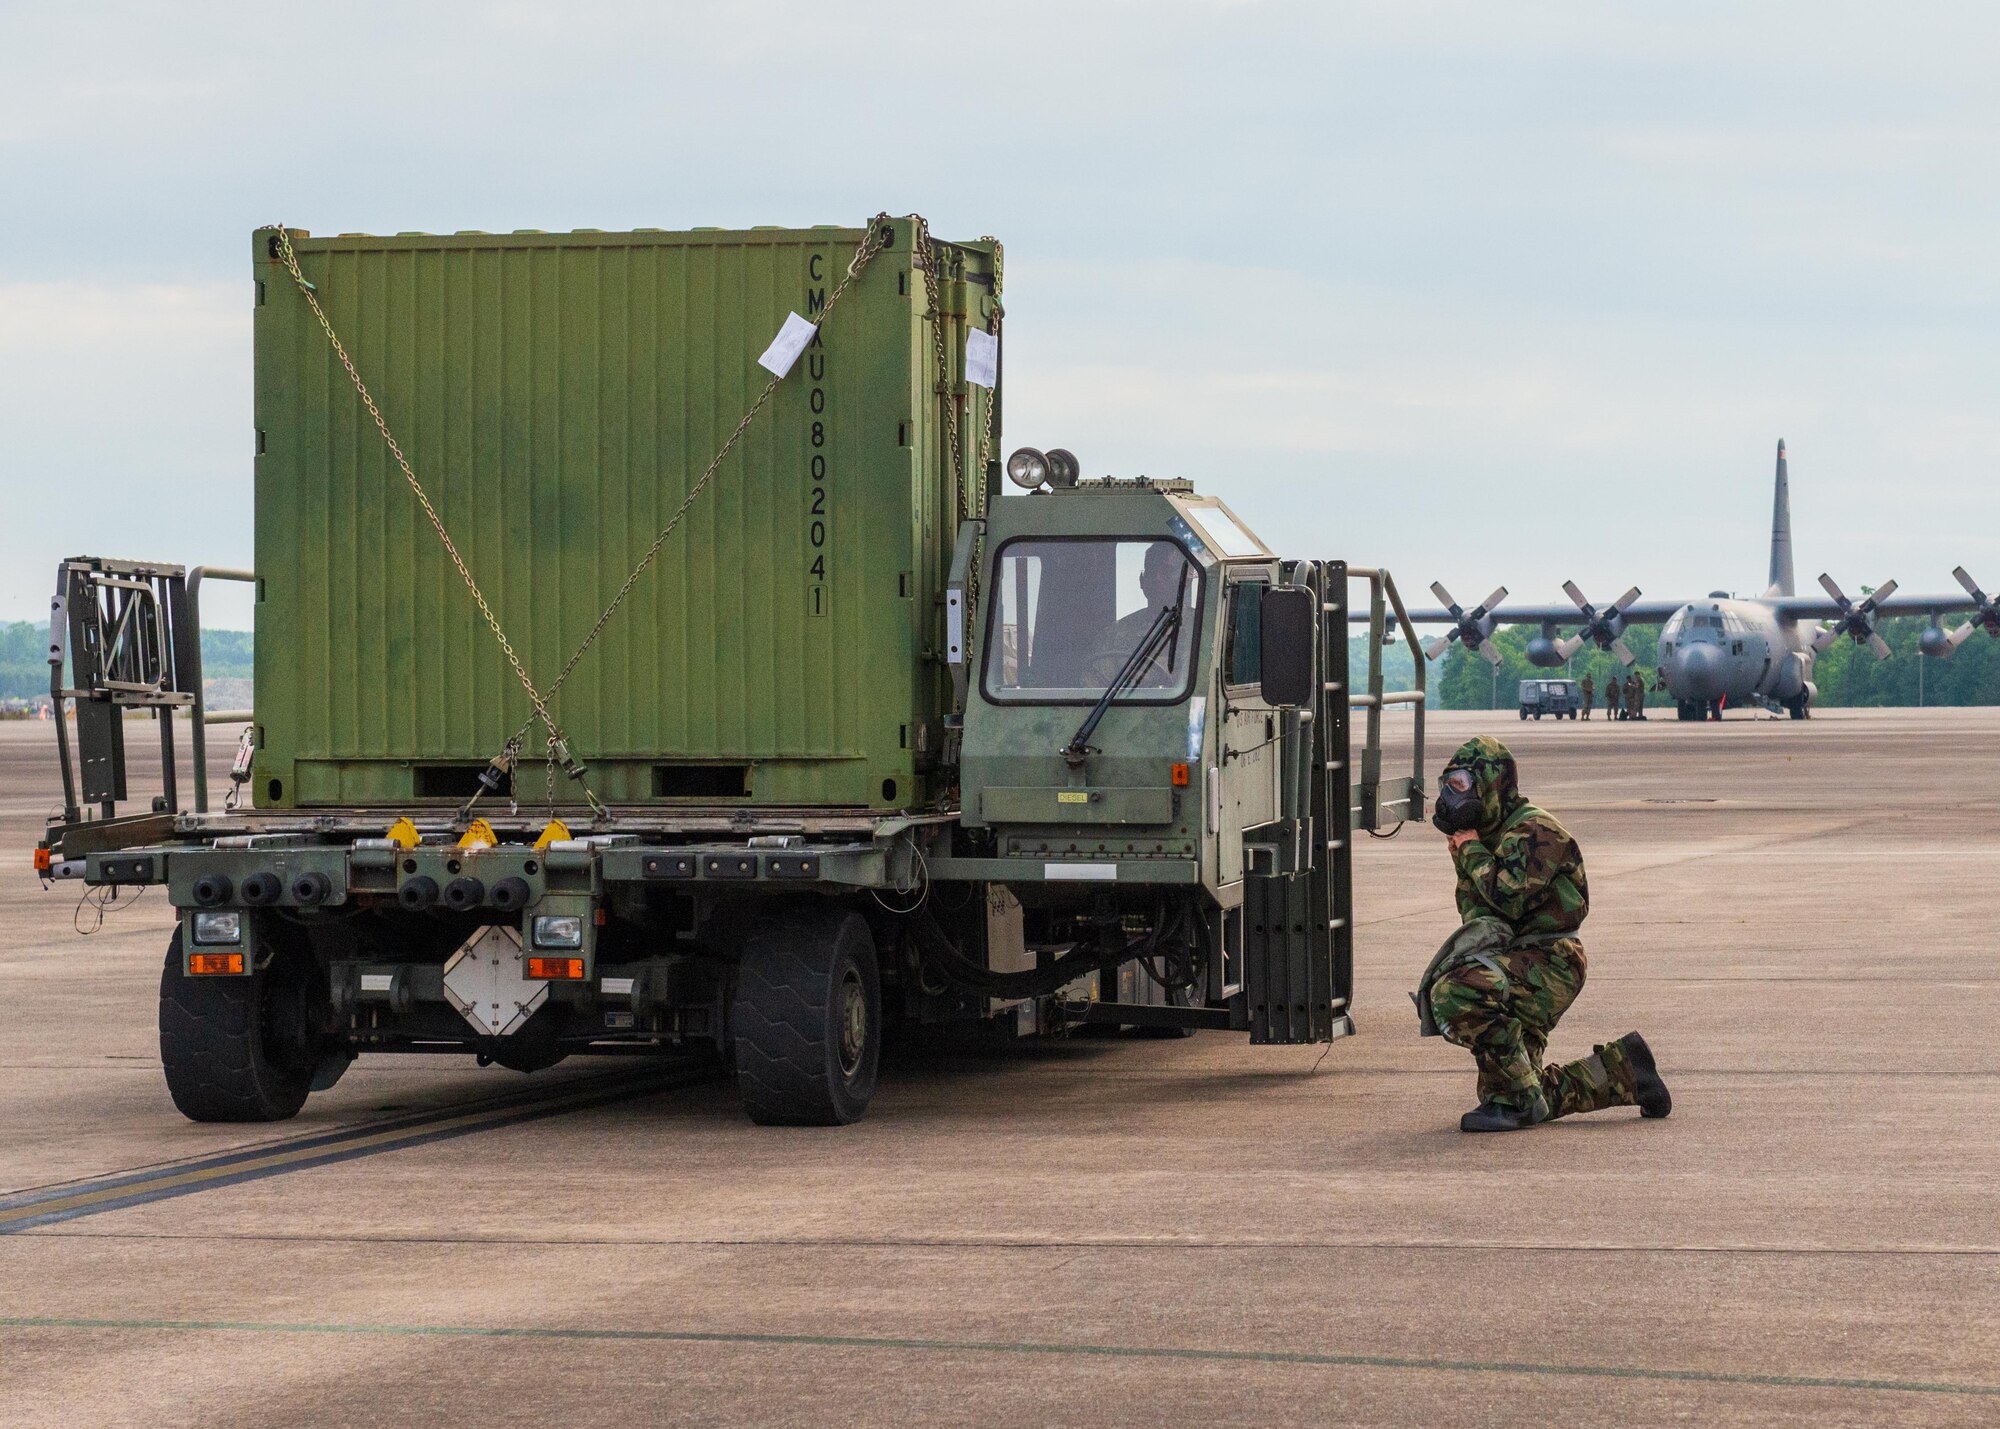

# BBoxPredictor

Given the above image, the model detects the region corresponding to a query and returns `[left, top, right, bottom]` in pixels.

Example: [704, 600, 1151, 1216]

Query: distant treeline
[13, 618, 1977, 710]
[1430, 616, 2000, 709]
[0, 622, 253, 701]
[12, 623, 1427, 707]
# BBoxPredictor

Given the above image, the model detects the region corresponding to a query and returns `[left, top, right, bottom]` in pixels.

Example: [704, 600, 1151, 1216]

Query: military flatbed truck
[36, 218, 1426, 1125]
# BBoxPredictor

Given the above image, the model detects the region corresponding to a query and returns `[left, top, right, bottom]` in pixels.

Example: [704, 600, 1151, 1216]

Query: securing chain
[970, 235, 1002, 618]
[913, 220, 1004, 635]
[912, 218, 968, 526]
[261, 224, 603, 819]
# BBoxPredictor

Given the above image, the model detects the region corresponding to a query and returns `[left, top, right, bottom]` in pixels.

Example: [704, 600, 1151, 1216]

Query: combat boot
[1459, 1091, 1549, 1133]
[1615, 1032, 1672, 1119]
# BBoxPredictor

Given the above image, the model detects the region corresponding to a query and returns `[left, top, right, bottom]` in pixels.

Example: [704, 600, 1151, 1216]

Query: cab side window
[1226, 581, 1264, 688]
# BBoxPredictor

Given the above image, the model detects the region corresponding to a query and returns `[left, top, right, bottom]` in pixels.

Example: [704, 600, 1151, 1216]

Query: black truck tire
[730, 907, 881, 1126]
[158, 928, 318, 1123]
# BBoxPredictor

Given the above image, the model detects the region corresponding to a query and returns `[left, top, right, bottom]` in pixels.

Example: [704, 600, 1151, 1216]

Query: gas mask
[1432, 766, 1483, 836]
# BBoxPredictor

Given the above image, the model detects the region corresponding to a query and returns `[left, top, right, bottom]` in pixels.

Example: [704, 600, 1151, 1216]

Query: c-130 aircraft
[1395, 442, 2000, 721]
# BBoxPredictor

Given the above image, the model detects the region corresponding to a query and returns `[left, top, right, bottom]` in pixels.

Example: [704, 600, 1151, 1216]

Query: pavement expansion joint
[1, 1316, 1995, 1400]
[14, 1231, 2000, 1257]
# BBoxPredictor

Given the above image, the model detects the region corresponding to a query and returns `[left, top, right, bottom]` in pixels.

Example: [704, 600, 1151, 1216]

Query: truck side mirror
[1259, 585, 1316, 708]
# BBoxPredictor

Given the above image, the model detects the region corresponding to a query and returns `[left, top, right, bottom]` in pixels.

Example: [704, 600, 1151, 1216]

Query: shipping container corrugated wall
[250, 220, 999, 811]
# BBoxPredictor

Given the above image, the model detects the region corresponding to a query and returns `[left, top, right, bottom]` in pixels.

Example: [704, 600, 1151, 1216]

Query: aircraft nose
[1674, 643, 1722, 700]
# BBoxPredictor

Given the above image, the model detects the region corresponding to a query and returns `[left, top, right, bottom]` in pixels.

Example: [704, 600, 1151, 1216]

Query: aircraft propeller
[1554, 581, 1642, 666]
[1423, 582, 1508, 666]
[1940, 566, 2000, 655]
[1812, 573, 1899, 659]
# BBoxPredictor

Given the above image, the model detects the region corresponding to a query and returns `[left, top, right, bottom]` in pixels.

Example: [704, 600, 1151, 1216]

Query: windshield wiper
[1062, 602, 1183, 767]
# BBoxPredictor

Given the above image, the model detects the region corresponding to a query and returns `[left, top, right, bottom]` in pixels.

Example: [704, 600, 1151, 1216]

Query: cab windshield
[983, 538, 1202, 703]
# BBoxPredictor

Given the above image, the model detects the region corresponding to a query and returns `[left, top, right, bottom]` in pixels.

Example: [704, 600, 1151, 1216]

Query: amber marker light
[188, 953, 245, 976]
[527, 956, 585, 981]
[1170, 762, 1191, 787]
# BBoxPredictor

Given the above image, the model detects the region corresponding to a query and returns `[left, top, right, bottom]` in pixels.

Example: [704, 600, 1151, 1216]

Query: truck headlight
[1006, 447, 1049, 489]
[532, 914, 584, 949]
[192, 911, 243, 945]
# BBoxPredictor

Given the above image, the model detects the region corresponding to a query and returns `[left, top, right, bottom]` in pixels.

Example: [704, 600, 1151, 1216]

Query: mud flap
[309, 1048, 355, 1092]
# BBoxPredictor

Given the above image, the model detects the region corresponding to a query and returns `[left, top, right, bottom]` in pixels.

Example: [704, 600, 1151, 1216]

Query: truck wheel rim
[837, 968, 867, 1078]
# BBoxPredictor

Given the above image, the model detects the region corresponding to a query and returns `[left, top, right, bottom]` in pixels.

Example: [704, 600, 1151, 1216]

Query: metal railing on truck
[1341, 566, 1425, 831]
[186, 566, 256, 813]
[47, 559, 255, 842]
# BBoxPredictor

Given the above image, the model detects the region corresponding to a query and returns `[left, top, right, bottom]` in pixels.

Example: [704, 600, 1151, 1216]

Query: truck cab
[960, 478, 1284, 898]
[936, 459, 1426, 1045]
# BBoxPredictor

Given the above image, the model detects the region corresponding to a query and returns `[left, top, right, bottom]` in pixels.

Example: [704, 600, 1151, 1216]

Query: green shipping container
[250, 219, 1001, 813]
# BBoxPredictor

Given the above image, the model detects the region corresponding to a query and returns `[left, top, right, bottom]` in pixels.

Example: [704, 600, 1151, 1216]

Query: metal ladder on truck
[1244, 561, 1426, 1044]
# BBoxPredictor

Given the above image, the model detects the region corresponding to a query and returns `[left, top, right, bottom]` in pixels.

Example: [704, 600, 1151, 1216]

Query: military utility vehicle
[37, 218, 1425, 1125]
[1518, 679, 1581, 720]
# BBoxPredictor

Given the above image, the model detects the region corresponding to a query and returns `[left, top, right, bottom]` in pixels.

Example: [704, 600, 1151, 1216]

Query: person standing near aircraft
[1626, 671, 1644, 720]
[1579, 672, 1595, 720]
[1418, 736, 1673, 1132]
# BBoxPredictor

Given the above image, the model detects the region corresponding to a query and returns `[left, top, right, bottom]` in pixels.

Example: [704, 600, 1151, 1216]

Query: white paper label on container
[757, 312, 819, 378]
[1044, 862, 1118, 881]
[965, 329, 998, 389]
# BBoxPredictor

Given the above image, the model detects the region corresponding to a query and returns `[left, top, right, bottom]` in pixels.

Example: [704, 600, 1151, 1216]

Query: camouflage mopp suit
[1418, 736, 1670, 1130]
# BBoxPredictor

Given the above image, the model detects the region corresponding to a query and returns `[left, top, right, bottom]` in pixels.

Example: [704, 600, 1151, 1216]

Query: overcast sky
[5, 2, 1998, 631]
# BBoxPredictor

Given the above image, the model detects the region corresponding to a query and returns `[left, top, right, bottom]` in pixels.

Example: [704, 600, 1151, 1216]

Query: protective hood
[1443, 735, 1523, 838]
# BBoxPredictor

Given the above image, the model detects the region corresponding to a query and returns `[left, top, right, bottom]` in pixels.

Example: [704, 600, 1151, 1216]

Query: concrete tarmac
[3, 709, 1998, 1426]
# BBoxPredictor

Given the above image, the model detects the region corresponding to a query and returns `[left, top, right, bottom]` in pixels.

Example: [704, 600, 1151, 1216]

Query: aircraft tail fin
[1768, 438, 1795, 597]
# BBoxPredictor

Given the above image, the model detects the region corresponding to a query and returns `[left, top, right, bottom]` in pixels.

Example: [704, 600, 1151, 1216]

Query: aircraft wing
[1358, 599, 1688, 627]
[1382, 592, 1986, 627]
[1767, 592, 1984, 622]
